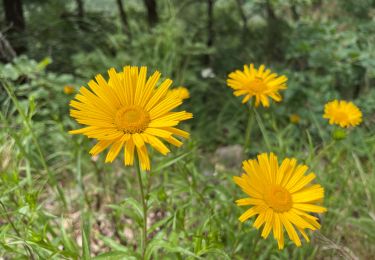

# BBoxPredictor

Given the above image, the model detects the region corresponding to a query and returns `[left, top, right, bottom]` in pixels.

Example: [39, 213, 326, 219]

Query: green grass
[0, 0, 375, 258]
[0, 76, 374, 259]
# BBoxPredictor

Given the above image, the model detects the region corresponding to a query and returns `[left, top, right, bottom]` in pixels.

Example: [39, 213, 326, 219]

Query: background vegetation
[0, 0, 374, 259]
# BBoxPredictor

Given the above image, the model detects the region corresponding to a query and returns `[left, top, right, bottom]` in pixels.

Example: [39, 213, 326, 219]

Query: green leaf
[37, 57, 52, 70]
[108, 197, 144, 225]
[154, 152, 191, 172]
[148, 215, 173, 234]
[92, 251, 138, 260]
[197, 248, 231, 259]
[82, 212, 91, 260]
[145, 239, 201, 259]
[98, 235, 130, 252]
[60, 217, 79, 256]
[97, 235, 141, 259]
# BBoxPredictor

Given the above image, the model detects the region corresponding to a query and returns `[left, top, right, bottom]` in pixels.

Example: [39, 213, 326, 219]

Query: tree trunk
[143, 0, 158, 27]
[290, 0, 299, 21]
[75, 0, 85, 17]
[235, 0, 249, 44]
[0, 32, 16, 62]
[204, 0, 214, 66]
[74, 0, 87, 30]
[116, 0, 131, 39]
[2, 0, 26, 54]
[265, 0, 285, 62]
[235, 0, 247, 31]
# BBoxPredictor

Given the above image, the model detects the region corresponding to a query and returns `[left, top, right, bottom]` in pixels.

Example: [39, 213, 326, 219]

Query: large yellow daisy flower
[323, 100, 362, 128]
[69, 66, 193, 170]
[234, 153, 326, 249]
[227, 64, 287, 107]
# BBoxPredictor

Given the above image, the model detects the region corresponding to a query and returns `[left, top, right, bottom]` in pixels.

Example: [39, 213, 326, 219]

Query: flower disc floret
[264, 185, 292, 213]
[115, 106, 150, 134]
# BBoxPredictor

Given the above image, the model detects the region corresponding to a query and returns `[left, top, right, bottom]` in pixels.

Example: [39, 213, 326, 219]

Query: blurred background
[0, 0, 374, 259]
[1, 0, 375, 146]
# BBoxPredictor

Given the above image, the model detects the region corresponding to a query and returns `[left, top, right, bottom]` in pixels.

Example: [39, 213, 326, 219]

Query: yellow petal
[105, 140, 124, 163]
[291, 185, 324, 203]
[124, 138, 135, 166]
[89, 140, 114, 156]
[143, 133, 170, 155]
[289, 173, 316, 193]
[139, 70, 161, 107]
[137, 145, 150, 171]
[293, 203, 327, 213]
[145, 79, 172, 111]
[235, 198, 265, 206]
[164, 136, 183, 147]
[261, 209, 274, 239]
[280, 213, 301, 247]
[132, 133, 145, 148]
[162, 127, 190, 138]
[134, 66, 147, 105]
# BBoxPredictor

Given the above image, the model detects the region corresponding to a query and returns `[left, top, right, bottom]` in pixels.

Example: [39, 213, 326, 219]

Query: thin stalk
[1, 80, 67, 207]
[312, 140, 336, 168]
[135, 154, 148, 259]
[253, 107, 272, 151]
[243, 103, 254, 153]
[75, 141, 90, 208]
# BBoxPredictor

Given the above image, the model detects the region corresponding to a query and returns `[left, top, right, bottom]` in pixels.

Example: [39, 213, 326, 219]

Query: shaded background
[1, 0, 375, 147]
[0, 0, 375, 259]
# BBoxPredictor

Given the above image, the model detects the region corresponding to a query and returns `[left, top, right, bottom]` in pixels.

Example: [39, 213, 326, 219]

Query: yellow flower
[234, 153, 326, 249]
[289, 114, 300, 124]
[167, 86, 190, 100]
[227, 64, 287, 107]
[64, 85, 75, 95]
[69, 66, 193, 170]
[323, 100, 362, 128]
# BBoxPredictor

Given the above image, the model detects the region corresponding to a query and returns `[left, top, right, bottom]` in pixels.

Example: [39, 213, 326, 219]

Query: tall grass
[1, 74, 374, 258]
[0, 0, 374, 258]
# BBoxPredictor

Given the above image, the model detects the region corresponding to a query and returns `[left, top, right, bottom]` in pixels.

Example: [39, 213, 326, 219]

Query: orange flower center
[264, 185, 292, 212]
[114, 106, 150, 134]
[246, 77, 267, 93]
[334, 111, 348, 122]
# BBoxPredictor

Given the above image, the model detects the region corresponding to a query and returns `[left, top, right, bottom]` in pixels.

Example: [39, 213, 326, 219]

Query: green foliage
[0, 0, 374, 259]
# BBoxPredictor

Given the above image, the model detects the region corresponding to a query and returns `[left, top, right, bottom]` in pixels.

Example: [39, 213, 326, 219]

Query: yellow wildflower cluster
[68, 63, 362, 250]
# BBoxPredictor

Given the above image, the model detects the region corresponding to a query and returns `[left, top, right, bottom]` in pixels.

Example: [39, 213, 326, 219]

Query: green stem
[253, 107, 272, 151]
[312, 140, 336, 168]
[75, 141, 90, 208]
[243, 103, 254, 154]
[1, 80, 67, 208]
[135, 155, 148, 259]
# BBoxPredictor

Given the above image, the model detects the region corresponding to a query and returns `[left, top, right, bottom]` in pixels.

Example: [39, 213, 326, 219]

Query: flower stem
[312, 140, 336, 168]
[135, 154, 148, 259]
[253, 107, 272, 151]
[244, 103, 254, 154]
